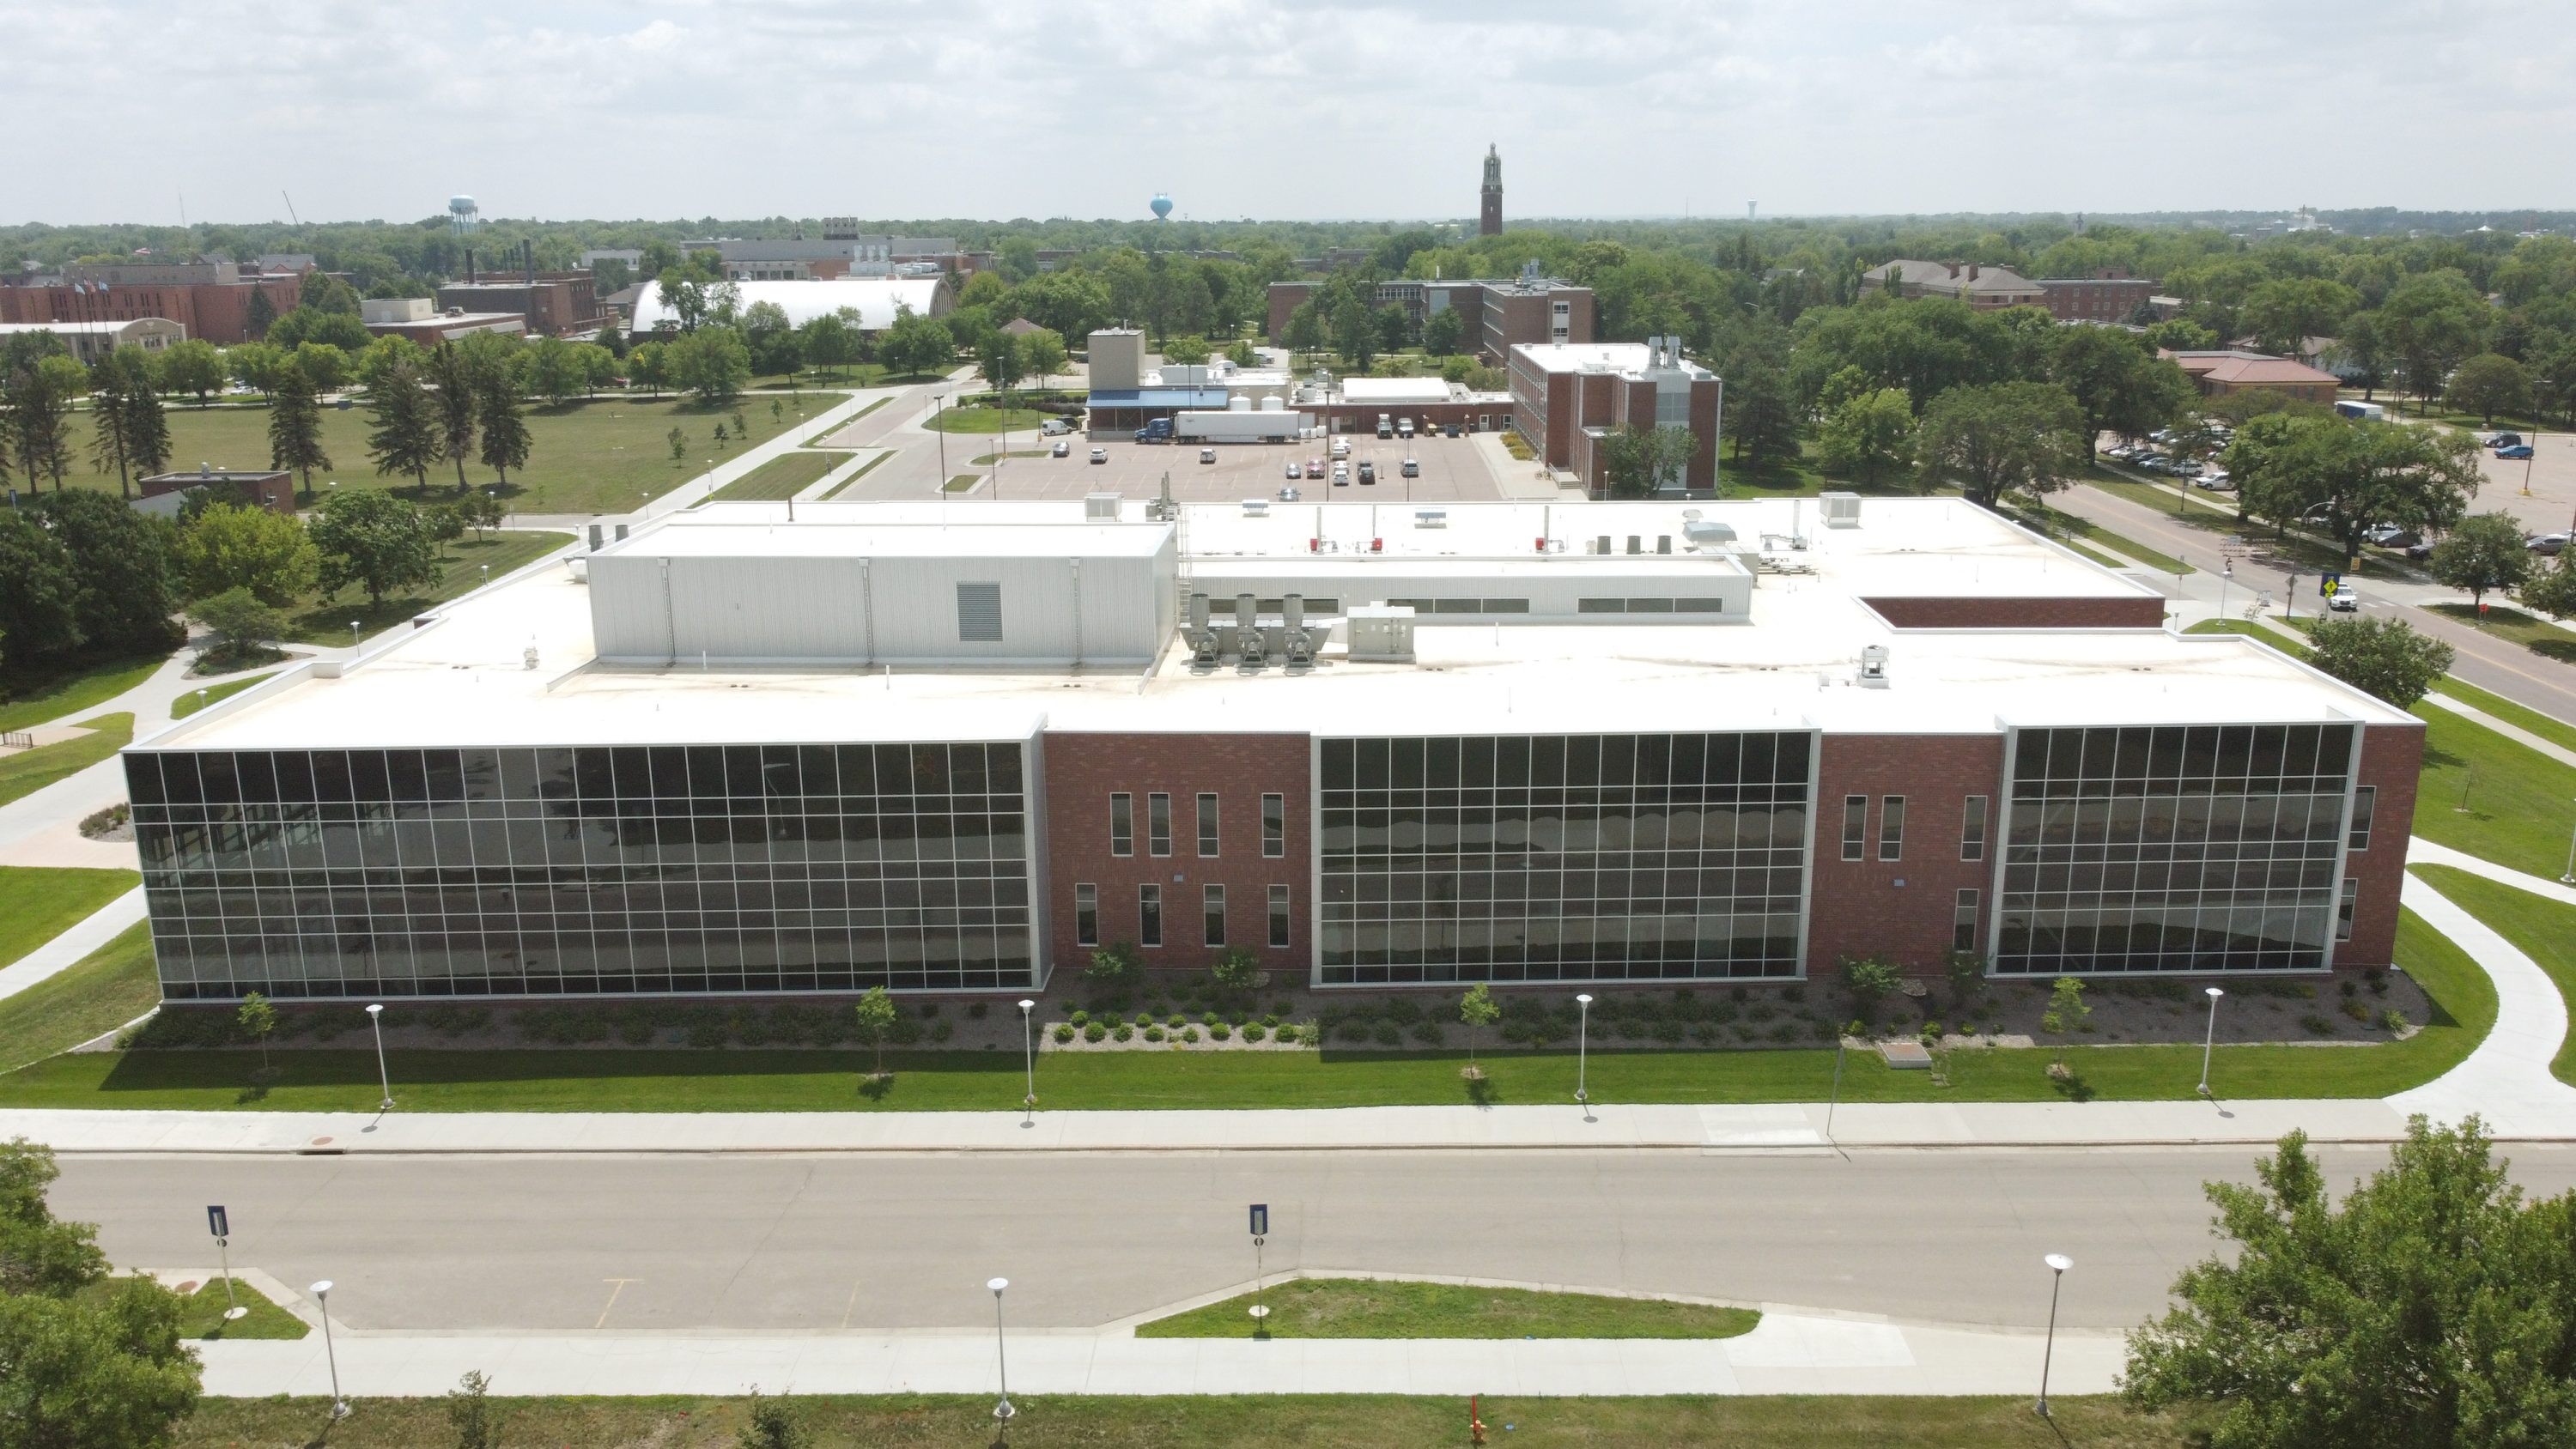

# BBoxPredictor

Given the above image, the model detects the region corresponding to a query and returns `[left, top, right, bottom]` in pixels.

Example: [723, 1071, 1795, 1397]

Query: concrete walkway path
[0, 886, 143, 1003]
[2420, 690, 2576, 768]
[2391, 841, 2576, 1135]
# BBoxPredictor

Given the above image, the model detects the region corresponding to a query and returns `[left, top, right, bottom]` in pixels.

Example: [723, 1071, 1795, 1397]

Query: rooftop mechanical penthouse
[122, 495, 2421, 1003]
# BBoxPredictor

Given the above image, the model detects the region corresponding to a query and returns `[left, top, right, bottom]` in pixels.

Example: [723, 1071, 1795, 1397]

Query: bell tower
[1479, 145, 1503, 237]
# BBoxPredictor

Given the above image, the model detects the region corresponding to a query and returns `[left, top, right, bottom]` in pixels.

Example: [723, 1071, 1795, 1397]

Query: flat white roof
[1340, 377, 1453, 403]
[1510, 341, 1714, 379]
[146, 497, 2415, 753]
[594, 517, 1171, 561]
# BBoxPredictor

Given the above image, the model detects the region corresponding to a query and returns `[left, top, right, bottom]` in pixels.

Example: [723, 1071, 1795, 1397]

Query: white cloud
[2, 0, 2569, 223]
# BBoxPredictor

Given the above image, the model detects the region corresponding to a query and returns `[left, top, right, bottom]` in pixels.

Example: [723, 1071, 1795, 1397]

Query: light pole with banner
[207, 1205, 246, 1321]
[2036, 1253, 2072, 1418]
[1248, 1203, 1271, 1334]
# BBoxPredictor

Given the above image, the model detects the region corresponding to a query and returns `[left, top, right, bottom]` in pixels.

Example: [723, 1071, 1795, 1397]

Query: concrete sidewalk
[0, 885, 143, 1003]
[187, 1310, 2123, 1399]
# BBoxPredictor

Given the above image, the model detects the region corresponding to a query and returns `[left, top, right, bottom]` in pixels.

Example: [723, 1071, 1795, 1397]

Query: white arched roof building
[628, 276, 953, 335]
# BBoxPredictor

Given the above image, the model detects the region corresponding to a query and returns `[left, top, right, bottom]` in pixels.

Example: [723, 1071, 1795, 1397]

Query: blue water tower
[1150, 193, 1174, 221]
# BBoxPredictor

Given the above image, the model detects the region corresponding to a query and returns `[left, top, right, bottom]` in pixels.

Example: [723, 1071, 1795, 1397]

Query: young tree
[364, 356, 442, 492]
[2427, 512, 2535, 609]
[31, 489, 185, 656]
[309, 489, 440, 609]
[852, 985, 898, 1078]
[877, 307, 955, 380]
[267, 365, 331, 498]
[1841, 955, 1901, 1022]
[291, 339, 353, 393]
[629, 341, 669, 399]
[738, 1387, 808, 1449]
[1458, 982, 1499, 1070]
[2124, 1117, 2576, 1446]
[667, 426, 687, 465]
[424, 343, 480, 491]
[173, 502, 320, 606]
[455, 489, 505, 540]
[1159, 334, 1211, 367]
[227, 341, 291, 398]
[1209, 947, 1261, 997]
[2306, 615, 2455, 708]
[1814, 386, 1915, 485]
[2041, 976, 2091, 1035]
[978, 330, 1024, 394]
[1912, 380, 2093, 508]
[1594, 423, 1698, 498]
[2445, 352, 2532, 427]
[447, 1369, 500, 1449]
[1085, 940, 1141, 991]
[237, 991, 277, 1077]
[154, 337, 227, 406]
[190, 587, 288, 663]
[0, 512, 85, 670]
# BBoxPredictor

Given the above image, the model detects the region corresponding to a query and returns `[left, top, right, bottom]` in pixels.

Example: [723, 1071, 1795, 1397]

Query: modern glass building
[128, 741, 1037, 999]
[1992, 723, 2358, 974]
[1317, 731, 1814, 984]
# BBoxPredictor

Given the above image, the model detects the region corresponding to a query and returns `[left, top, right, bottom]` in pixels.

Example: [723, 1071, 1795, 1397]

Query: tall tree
[266, 365, 331, 499]
[3, 362, 75, 489]
[153, 337, 226, 407]
[363, 356, 442, 493]
[474, 365, 532, 487]
[978, 330, 1023, 394]
[2378, 272, 2490, 414]
[1422, 306, 1466, 358]
[1594, 423, 1698, 498]
[244, 285, 278, 340]
[2238, 276, 2360, 356]
[32, 489, 185, 655]
[308, 489, 439, 609]
[2227, 413, 2482, 567]
[670, 325, 753, 403]
[2306, 616, 2455, 708]
[2051, 325, 2193, 457]
[85, 352, 137, 498]
[2445, 353, 2530, 427]
[1814, 386, 1915, 485]
[1329, 293, 1378, 370]
[118, 350, 173, 482]
[423, 343, 480, 491]
[1911, 380, 2089, 508]
[1018, 328, 1067, 389]
[2426, 512, 2534, 609]
[173, 502, 320, 606]
[0, 511, 83, 670]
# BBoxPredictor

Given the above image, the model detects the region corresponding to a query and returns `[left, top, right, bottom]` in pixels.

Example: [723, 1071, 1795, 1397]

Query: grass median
[0, 922, 159, 1075]
[0, 712, 131, 808]
[707, 451, 855, 501]
[0, 864, 138, 971]
[0, 907, 2482, 1113]
[0, 652, 165, 733]
[164, 1393, 2187, 1448]
[2411, 865, 2576, 1084]
[1136, 1278, 1759, 1340]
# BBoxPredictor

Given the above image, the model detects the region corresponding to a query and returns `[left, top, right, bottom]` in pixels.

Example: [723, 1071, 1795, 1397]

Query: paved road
[2057, 479, 2576, 724]
[56, 1143, 2576, 1337]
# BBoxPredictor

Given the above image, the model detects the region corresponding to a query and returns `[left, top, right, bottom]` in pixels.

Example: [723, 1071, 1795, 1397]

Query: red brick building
[2038, 268, 2159, 324]
[1508, 339, 1724, 495]
[0, 258, 301, 345]
[1267, 274, 1595, 363]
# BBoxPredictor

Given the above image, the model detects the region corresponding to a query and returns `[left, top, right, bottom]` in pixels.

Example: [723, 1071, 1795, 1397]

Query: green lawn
[179, 1276, 308, 1340]
[0, 652, 165, 733]
[0, 922, 157, 1076]
[706, 452, 854, 502]
[2413, 866, 2576, 1083]
[283, 530, 574, 645]
[1136, 1278, 1759, 1341]
[970, 448, 1049, 465]
[2410, 699, 2576, 880]
[0, 713, 131, 808]
[2075, 475, 2408, 579]
[944, 475, 980, 492]
[2429, 675, 2576, 755]
[47, 397, 805, 514]
[164, 1393, 2184, 1449]
[925, 405, 1048, 434]
[0, 906, 2482, 1113]
[2013, 500, 2194, 575]
[0, 865, 138, 972]
[171, 671, 276, 718]
[819, 451, 894, 498]
[2427, 603, 2576, 667]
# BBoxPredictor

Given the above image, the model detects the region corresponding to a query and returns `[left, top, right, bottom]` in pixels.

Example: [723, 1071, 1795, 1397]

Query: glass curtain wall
[127, 740, 1036, 999]
[1318, 731, 1813, 985]
[1995, 723, 2355, 974]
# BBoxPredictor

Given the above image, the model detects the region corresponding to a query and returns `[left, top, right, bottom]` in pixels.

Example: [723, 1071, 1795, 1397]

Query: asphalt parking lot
[2470, 430, 2576, 537]
[962, 429, 1510, 503]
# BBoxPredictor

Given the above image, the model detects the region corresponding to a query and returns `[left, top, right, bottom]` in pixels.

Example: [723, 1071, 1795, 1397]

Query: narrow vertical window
[1841, 795, 1867, 861]
[1197, 791, 1219, 857]
[1878, 795, 1905, 862]
[2337, 877, 2359, 942]
[1268, 883, 1291, 948]
[1202, 884, 1226, 947]
[1139, 884, 1163, 947]
[1109, 793, 1133, 857]
[2348, 785, 2377, 852]
[1073, 883, 1098, 948]
[1953, 888, 1980, 953]
[1148, 792, 1172, 857]
[1960, 794, 1989, 862]
[1262, 792, 1285, 858]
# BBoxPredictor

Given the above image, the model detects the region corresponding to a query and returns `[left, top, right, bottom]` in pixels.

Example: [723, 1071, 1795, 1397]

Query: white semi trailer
[1176, 409, 1311, 444]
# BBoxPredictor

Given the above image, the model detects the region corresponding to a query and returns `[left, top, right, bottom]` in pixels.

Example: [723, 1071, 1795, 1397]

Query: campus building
[1861, 260, 2046, 311]
[0, 317, 185, 364]
[1267, 268, 1595, 363]
[122, 496, 2419, 1004]
[0, 258, 301, 345]
[1507, 339, 1724, 495]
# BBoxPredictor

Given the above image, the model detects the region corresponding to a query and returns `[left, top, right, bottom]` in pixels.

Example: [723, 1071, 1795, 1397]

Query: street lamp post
[2218, 559, 2233, 620]
[365, 1003, 392, 1111]
[1018, 997, 1037, 1119]
[2036, 1253, 2072, 1418]
[2196, 987, 2224, 1097]
[1573, 993, 1593, 1113]
[987, 1276, 1014, 1439]
[311, 1279, 348, 1418]
[934, 395, 949, 493]
[347, 621, 360, 651]
[2561, 798, 2576, 885]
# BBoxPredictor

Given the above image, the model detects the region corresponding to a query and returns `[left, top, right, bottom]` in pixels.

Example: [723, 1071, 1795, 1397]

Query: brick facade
[2341, 723, 2424, 970]
[1805, 734, 2005, 977]
[1861, 596, 2167, 630]
[0, 274, 302, 345]
[1038, 732, 1310, 982]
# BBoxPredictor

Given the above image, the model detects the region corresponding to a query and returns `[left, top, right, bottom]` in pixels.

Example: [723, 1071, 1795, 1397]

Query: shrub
[1181, 1025, 1200, 1043]
[2041, 976, 2091, 1035]
[1780, 984, 1806, 1004]
[1271, 998, 1295, 1017]
[1166, 1013, 1186, 1029]
[2300, 1013, 2336, 1036]
[929, 1018, 954, 1043]
[1710, 999, 1739, 1025]
[919, 1002, 942, 1020]
[2340, 979, 2359, 998]
[2383, 1008, 2410, 1034]
[1272, 1023, 1298, 1044]
[1210, 1022, 1232, 1040]
[2342, 999, 2372, 1024]
[1810, 1019, 1838, 1041]
[1068, 1009, 1090, 1028]
[1087, 940, 1143, 989]
[1052, 1023, 1076, 1043]
[1653, 1017, 1686, 1044]
[1842, 955, 1903, 1016]
[1374, 1022, 1403, 1046]
[1113, 1023, 1133, 1041]
[1144, 1025, 1165, 1042]
[687, 1015, 728, 1049]
[1084, 1022, 1107, 1042]
[1410, 1019, 1444, 1046]
[1261, 1013, 1280, 1029]
[1242, 1022, 1267, 1042]
[968, 1001, 989, 1019]
[1767, 1021, 1798, 1045]
[1209, 947, 1261, 994]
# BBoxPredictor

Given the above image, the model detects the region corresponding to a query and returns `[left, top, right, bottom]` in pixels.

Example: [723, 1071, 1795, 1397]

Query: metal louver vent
[956, 582, 1002, 642]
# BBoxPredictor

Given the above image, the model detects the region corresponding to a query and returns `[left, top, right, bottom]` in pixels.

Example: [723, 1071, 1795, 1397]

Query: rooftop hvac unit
[1346, 604, 1416, 663]
[1820, 492, 1862, 528]
[1084, 491, 1122, 521]
[1858, 644, 1891, 688]
[1414, 507, 1448, 528]
[1242, 499, 1270, 516]
[1684, 518, 1738, 548]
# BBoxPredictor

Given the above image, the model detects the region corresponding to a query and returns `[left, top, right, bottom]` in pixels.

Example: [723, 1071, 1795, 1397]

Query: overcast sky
[9, 0, 2571, 227]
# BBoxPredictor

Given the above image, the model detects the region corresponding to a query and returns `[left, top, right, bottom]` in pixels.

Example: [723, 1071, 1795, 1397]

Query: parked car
[1334, 462, 1352, 486]
[1089, 447, 1108, 464]
[2366, 526, 2421, 549]
[1304, 458, 1324, 478]
[2497, 444, 2535, 460]
[1199, 447, 1217, 464]
[1401, 458, 1419, 478]
[1040, 419, 1072, 436]
[2529, 532, 2571, 555]
[1050, 440, 1070, 458]
[1284, 461, 1301, 480]
[1331, 439, 1351, 459]
[2192, 471, 2232, 490]
[1358, 461, 1376, 484]
[1277, 485, 1301, 502]
[2488, 433, 2524, 451]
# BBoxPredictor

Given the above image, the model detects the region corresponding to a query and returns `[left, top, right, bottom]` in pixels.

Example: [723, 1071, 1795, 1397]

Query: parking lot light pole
[365, 1003, 392, 1111]
[2036, 1254, 2072, 1418]
[2196, 987, 2224, 1097]
[1018, 998, 1037, 1119]
[933, 395, 948, 493]
[1573, 993, 1593, 1113]
[312, 1279, 348, 1419]
[988, 1276, 1015, 1439]
[2561, 799, 2576, 885]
